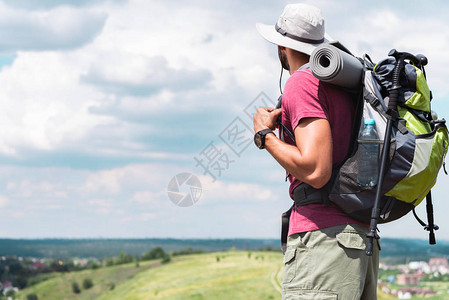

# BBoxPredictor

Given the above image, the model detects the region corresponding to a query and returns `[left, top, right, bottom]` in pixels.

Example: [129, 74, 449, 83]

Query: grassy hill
[16, 251, 282, 300]
[15, 251, 446, 300]
[15, 259, 156, 300]
[96, 251, 282, 300]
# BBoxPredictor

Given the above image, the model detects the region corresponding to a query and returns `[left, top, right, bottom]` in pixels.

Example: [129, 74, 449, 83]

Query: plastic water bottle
[357, 119, 379, 187]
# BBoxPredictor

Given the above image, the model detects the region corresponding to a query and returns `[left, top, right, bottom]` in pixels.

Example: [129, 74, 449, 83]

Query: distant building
[408, 261, 429, 273]
[379, 262, 388, 270]
[428, 257, 448, 274]
[398, 290, 412, 300]
[396, 273, 425, 286]
[73, 258, 88, 267]
[30, 262, 46, 270]
[2, 282, 18, 296]
[3, 281, 12, 289]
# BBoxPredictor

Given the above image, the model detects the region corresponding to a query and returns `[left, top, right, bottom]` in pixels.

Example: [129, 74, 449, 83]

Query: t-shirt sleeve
[282, 70, 328, 131]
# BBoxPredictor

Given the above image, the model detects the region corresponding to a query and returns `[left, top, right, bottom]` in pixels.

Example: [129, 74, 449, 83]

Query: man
[253, 3, 379, 299]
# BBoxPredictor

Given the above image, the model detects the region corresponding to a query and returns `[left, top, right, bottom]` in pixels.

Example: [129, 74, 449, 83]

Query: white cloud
[6, 179, 67, 199]
[0, 50, 113, 155]
[130, 190, 163, 204]
[336, 8, 449, 102]
[0, 0, 448, 240]
[80, 163, 176, 196]
[82, 54, 212, 97]
[0, 194, 10, 208]
[87, 198, 113, 207]
[11, 211, 25, 218]
[0, 3, 107, 51]
[0, 0, 447, 162]
[2, 0, 120, 10]
[120, 212, 158, 223]
[0, 161, 448, 240]
[0, 0, 256, 159]
[200, 179, 279, 204]
[82, 169, 125, 194]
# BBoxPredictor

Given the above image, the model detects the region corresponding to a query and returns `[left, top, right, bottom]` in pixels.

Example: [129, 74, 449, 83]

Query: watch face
[254, 133, 263, 148]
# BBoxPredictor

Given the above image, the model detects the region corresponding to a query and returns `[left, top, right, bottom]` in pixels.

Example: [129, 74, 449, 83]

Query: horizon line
[0, 236, 445, 242]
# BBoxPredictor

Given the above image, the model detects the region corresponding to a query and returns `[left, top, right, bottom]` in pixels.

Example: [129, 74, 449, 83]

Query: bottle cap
[364, 118, 375, 125]
[431, 110, 439, 121]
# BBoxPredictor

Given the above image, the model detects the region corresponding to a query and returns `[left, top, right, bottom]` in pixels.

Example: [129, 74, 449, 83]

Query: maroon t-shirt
[281, 67, 360, 235]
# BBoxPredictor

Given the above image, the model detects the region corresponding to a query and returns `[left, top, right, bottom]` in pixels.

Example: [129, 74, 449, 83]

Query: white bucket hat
[256, 3, 333, 55]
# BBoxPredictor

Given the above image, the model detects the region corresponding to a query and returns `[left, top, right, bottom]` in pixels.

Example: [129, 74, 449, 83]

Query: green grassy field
[96, 251, 282, 300]
[15, 251, 442, 300]
[15, 260, 156, 300]
[16, 252, 282, 300]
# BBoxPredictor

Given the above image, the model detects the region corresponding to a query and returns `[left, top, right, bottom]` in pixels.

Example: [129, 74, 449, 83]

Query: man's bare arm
[253, 108, 332, 188]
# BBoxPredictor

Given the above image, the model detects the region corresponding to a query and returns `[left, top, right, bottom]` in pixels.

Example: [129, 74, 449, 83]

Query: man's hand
[253, 107, 282, 133]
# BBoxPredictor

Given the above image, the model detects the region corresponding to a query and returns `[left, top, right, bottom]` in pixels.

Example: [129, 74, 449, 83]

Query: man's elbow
[307, 169, 332, 189]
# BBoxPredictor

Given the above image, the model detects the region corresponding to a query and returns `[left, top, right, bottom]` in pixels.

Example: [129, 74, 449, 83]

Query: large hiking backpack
[326, 54, 448, 226]
[280, 45, 449, 251]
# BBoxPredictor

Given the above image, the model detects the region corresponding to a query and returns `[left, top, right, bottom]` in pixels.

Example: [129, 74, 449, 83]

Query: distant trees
[116, 252, 133, 265]
[172, 248, 204, 256]
[26, 294, 38, 300]
[161, 255, 171, 264]
[142, 247, 166, 260]
[101, 246, 205, 267]
[104, 252, 133, 266]
[82, 278, 94, 289]
[5, 289, 16, 298]
[141, 247, 171, 264]
[49, 260, 71, 273]
[70, 278, 93, 295]
[72, 282, 81, 294]
[101, 247, 174, 267]
[105, 257, 115, 267]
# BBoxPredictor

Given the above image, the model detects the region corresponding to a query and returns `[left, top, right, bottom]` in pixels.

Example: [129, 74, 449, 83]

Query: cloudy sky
[1, 0, 449, 241]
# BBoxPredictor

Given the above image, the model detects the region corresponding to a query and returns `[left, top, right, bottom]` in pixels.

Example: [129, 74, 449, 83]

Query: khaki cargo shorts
[282, 223, 379, 300]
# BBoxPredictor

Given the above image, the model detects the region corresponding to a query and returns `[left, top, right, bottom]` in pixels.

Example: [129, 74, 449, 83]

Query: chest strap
[281, 184, 331, 252]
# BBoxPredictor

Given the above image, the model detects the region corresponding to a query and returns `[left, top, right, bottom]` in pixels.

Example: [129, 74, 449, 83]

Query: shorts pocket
[283, 289, 338, 300]
[336, 231, 366, 250]
[283, 248, 297, 284]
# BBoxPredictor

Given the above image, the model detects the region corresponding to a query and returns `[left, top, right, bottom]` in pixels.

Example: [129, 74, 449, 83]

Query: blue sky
[0, 0, 449, 241]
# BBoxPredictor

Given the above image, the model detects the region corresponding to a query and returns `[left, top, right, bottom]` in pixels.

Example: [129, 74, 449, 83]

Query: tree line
[0, 246, 208, 296]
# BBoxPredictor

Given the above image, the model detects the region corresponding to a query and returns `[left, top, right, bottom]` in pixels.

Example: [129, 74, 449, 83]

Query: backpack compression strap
[412, 191, 439, 245]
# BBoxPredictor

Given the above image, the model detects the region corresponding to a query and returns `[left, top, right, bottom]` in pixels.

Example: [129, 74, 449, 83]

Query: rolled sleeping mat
[310, 43, 363, 90]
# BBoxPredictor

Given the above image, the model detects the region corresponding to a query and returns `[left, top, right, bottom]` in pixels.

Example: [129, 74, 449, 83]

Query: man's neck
[285, 48, 310, 75]
[289, 58, 309, 75]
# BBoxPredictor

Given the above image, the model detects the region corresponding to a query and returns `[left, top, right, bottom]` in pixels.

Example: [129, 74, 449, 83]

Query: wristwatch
[254, 129, 274, 149]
